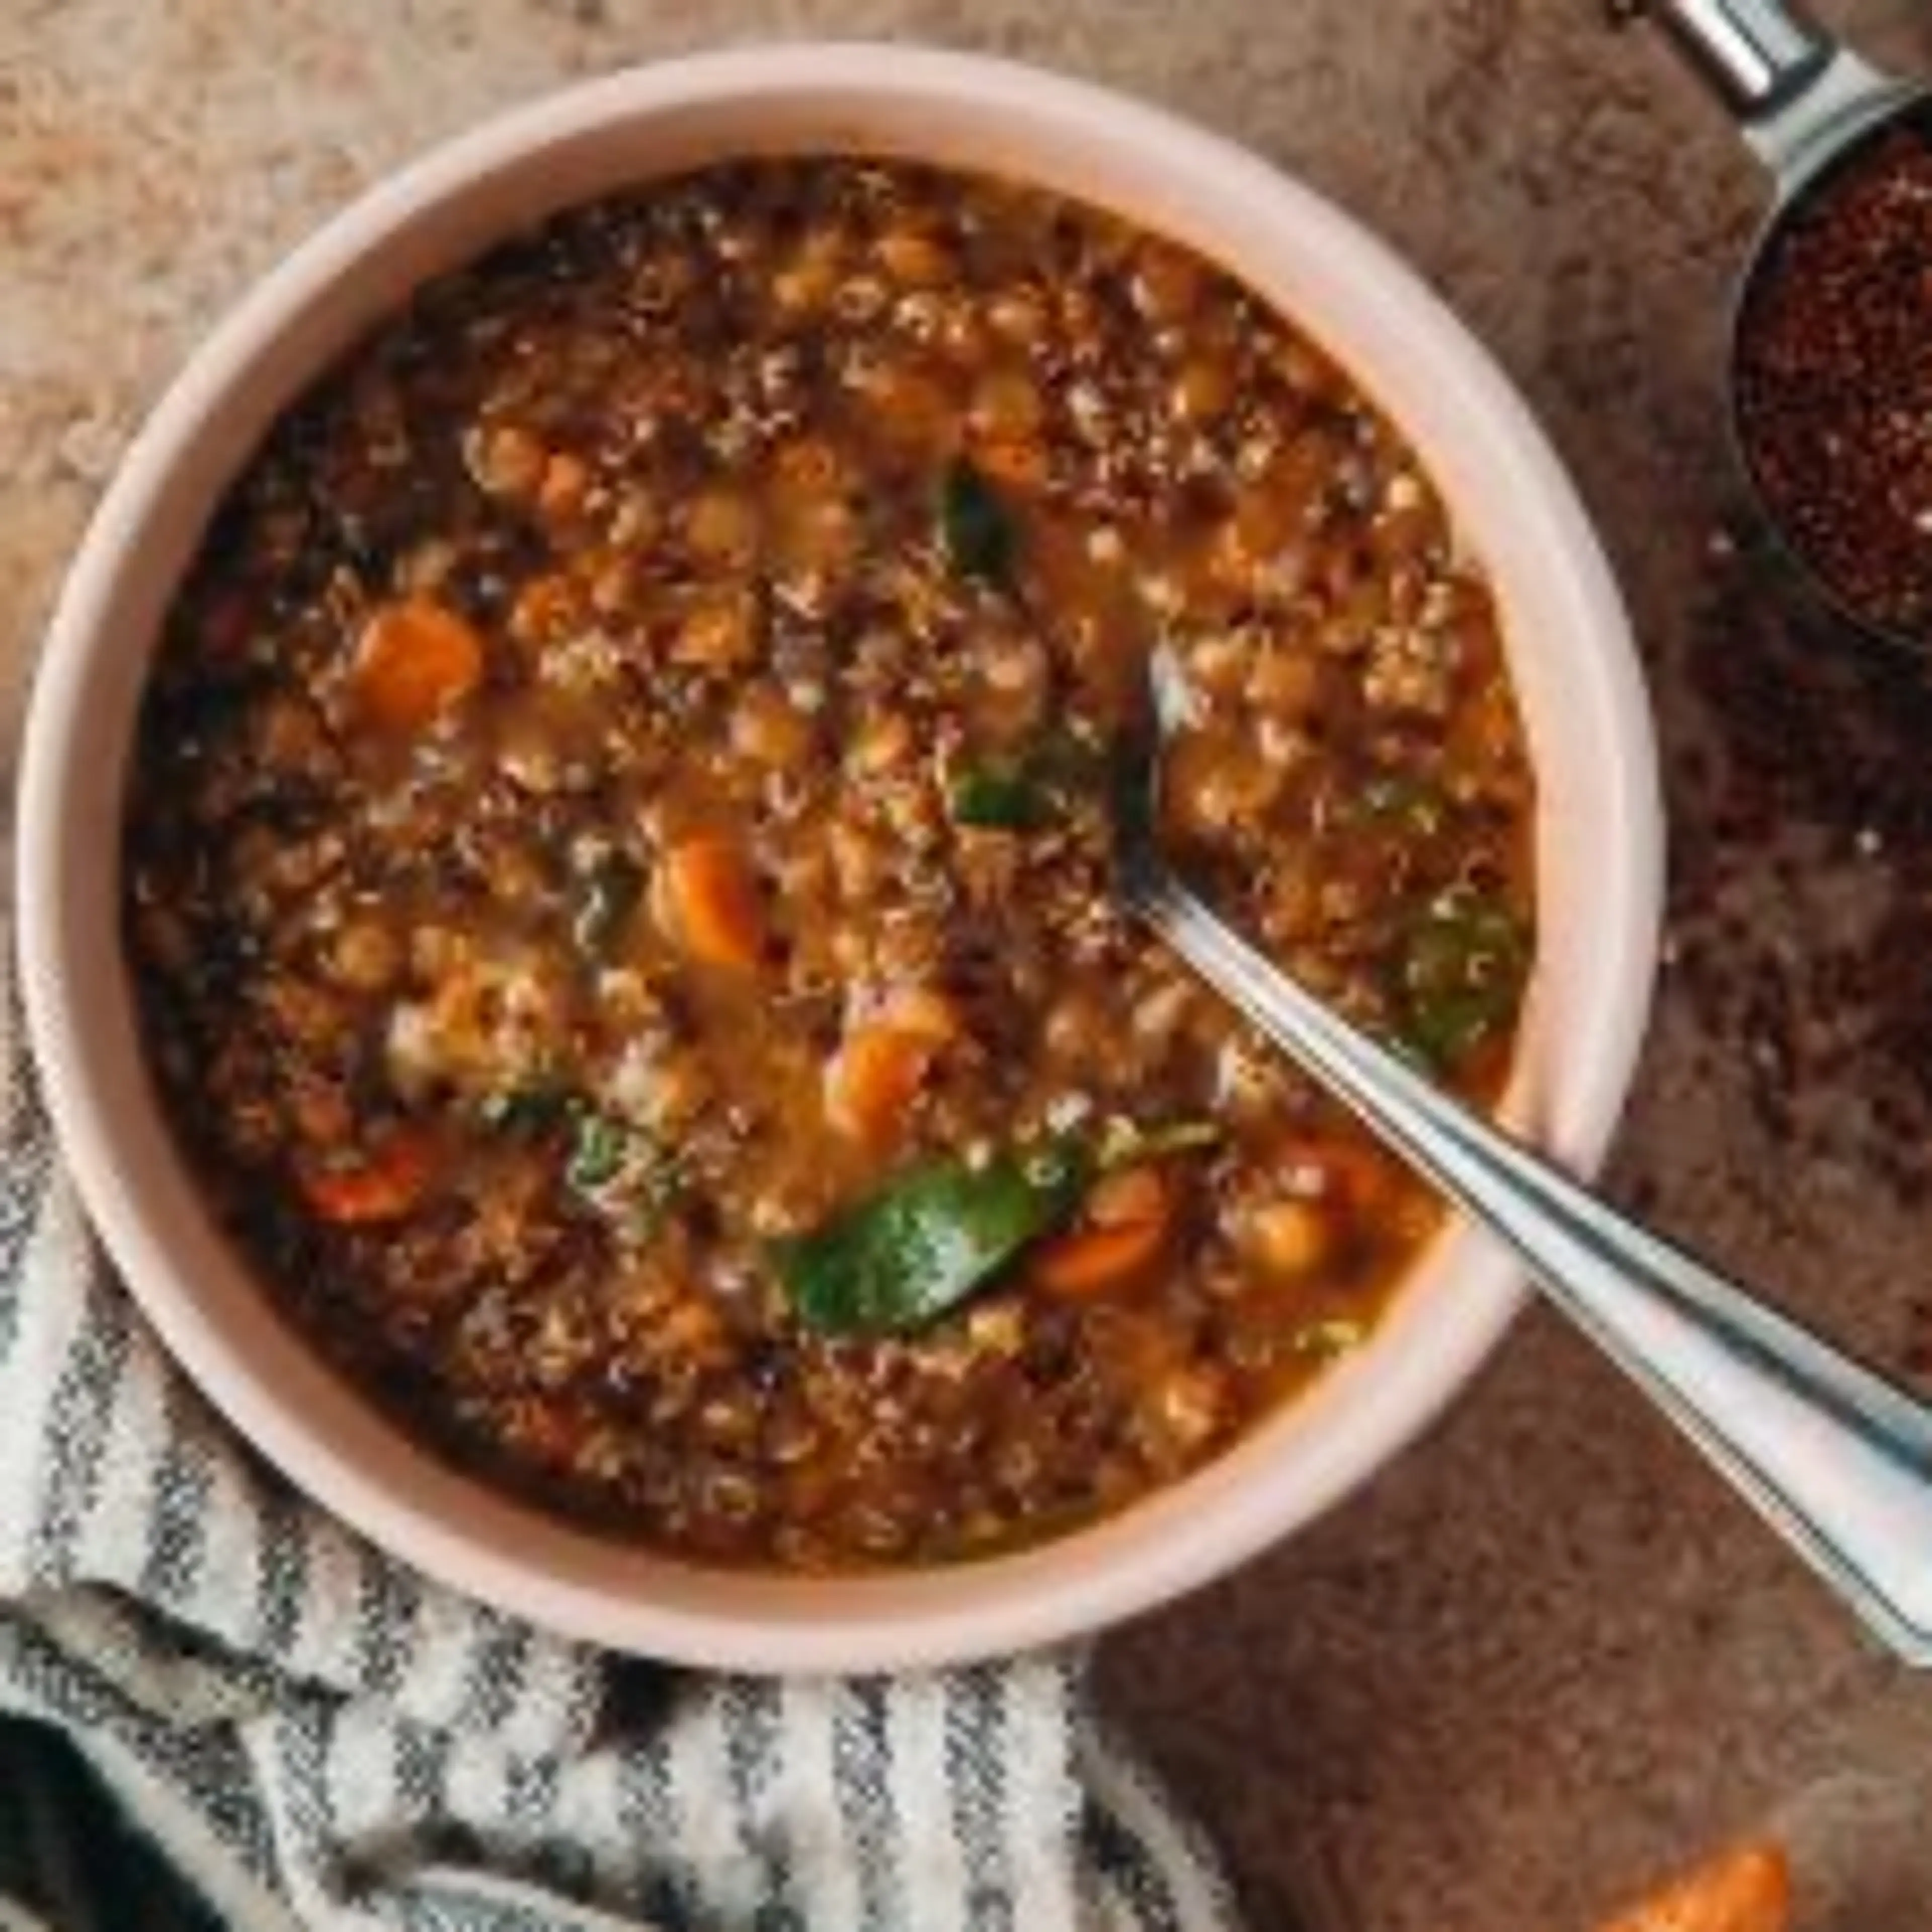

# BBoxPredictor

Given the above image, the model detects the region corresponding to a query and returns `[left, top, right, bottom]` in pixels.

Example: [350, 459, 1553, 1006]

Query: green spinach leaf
[566, 1111, 631, 1191]
[1393, 888, 1531, 1070]
[478, 1082, 574, 1137]
[939, 458, 1019, 586]
[950, 764, 1051, 829]
[948, 729, 1105, 832]
[1354, 774, 1453, 838]
[774, 1142, 1088, 1337]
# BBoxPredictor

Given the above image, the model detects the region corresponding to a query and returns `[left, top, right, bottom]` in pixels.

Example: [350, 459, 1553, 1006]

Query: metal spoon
[1113, 646, 1932, 1663]
[1643, 0, 1929, 648]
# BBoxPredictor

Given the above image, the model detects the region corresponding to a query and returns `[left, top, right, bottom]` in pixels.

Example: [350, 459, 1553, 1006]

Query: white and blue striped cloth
[0, 913, 1244, 1931]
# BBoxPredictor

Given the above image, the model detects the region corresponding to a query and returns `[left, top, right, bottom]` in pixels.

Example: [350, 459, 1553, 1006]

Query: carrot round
[300, 1133, 434, 1225]
[824, 1026, 932, 1146]
[655, 835, 766, 971]
[822, 990, 961, 1147]
[350, 597, 485, 730]
[1032, 1166, 1171, 1298]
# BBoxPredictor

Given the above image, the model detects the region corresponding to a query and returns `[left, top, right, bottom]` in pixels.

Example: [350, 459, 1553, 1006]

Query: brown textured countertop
[9, 3, 1932, 1926]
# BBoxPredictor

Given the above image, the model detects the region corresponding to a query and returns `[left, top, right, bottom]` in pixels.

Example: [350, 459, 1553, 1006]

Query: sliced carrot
[1086, 1165, 1168, 1228]
[1597, 1842, 1791, 1932]
[300, 1132, 434, 1225]
[350, 597, 485, 730]
[1032, 1218, 1170, 1298]
[654, 835, 766, 972]
[821, 990, 962, 1147]
[1032, 1167, 1171, 1298]
[824, 1026, 933, 1147]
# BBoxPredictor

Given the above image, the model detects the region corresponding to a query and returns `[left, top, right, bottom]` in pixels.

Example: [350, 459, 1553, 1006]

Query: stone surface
[9, 3, 1932, 1927]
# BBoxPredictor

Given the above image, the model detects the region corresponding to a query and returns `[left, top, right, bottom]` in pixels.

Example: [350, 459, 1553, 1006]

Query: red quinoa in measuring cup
[1735, 116, 1932, 642]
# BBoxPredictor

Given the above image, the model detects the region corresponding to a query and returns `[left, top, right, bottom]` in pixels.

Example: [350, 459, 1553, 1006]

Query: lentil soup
[125, 158, 1535, 1570]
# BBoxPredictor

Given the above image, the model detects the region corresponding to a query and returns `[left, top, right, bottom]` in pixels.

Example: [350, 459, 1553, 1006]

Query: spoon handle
[1140, 865, 1932, 1664]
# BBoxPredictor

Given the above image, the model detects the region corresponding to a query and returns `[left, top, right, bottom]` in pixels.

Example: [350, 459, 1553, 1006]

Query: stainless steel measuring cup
[1647, 0, 1930, 645]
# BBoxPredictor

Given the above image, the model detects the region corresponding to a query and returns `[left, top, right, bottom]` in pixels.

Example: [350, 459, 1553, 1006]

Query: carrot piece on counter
[350, 597, 486, 729]
[654, 835, 766, 972]
[1032, 1166, 1171, 1298]
[1596, 1842, 1791, 1932]
[300, 1132, 435, 1225]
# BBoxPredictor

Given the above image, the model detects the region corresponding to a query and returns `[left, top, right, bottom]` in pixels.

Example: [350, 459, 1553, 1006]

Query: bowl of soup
[16, 44, 1661, 1671]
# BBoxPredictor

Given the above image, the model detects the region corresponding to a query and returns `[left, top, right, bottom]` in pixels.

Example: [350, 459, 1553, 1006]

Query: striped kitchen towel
[0, 911, 1246, 1932]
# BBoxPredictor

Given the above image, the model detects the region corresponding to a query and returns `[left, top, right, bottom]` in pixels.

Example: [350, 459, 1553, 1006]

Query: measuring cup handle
[1648, 0, 1835, 119]
[1646, 0, 1910, 180]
